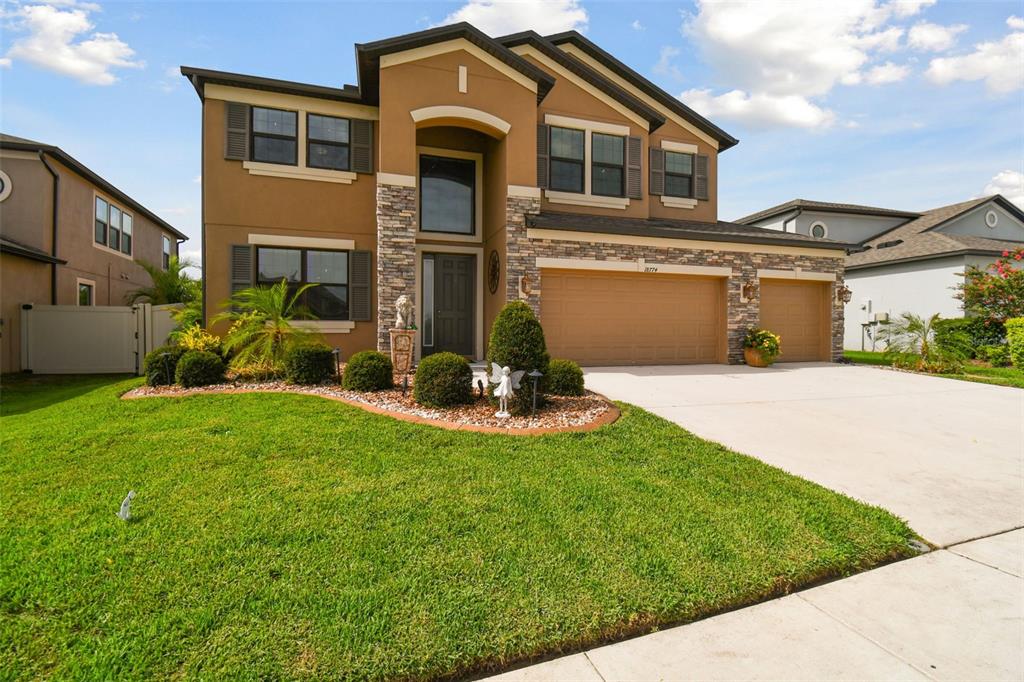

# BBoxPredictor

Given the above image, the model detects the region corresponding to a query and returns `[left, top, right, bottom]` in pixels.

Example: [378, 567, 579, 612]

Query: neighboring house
[183, 23, 850, 367]
[737, 195, 1024, 350]
[0, 134, 188, 373]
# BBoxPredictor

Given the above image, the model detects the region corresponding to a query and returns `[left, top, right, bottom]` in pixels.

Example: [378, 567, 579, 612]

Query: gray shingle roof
[734, 199, 920, 225]
[847, 196, 1022, 269]
[528, 211, 851, 251]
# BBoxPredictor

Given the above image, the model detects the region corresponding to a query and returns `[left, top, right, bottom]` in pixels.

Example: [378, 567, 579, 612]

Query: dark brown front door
[425, 253, 475, 357]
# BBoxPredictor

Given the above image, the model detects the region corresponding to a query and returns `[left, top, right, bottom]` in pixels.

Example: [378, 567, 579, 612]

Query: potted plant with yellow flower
[743, 328, 781, 367]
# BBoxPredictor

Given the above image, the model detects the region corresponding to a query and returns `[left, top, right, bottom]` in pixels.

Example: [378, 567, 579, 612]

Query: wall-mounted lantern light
[741, 280, 759, 302]
[836, 284, 853, 305]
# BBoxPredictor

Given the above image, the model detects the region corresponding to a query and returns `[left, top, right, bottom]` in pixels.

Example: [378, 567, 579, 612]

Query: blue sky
[2, 0, 1022, 269]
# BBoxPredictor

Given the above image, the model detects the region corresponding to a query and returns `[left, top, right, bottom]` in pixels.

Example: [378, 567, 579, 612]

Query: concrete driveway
[584, 363, 1023, 547]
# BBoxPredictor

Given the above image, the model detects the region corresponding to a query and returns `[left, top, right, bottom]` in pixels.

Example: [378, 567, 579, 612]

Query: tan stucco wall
[378, 49, 537, 185]
[648, 119, 718, 224]
[0, 254, 50, 373]
[202, 98, 380, 353]
[0, 152, 181, 312]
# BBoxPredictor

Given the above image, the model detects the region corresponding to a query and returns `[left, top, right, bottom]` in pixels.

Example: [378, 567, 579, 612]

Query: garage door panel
[541, 269, 725, 366]
[759, 279, 828, 362]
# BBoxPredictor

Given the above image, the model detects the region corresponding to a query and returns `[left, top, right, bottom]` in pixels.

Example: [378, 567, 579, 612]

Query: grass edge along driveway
[844, 350, 1024, 389]
[1, 375, 917, 680]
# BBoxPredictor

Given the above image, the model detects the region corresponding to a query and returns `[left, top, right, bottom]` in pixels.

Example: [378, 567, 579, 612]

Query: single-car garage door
[759, 279, 830, 362]
[541, 269, 725, 366]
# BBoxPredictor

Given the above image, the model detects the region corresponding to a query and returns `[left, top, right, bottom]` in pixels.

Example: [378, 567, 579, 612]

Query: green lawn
[844, 350, 1024, 388]
[1, 375, 916, 680]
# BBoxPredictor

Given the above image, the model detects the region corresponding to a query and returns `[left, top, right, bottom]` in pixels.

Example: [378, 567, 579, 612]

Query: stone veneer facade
[375, 182, 417, 351]
[506, 210, 846, 364]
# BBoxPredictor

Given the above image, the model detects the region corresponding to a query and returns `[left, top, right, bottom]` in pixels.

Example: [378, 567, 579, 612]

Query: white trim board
[247, 233, 356, 250]
[243, 161, 357, 184]
[379, 38, 538, 94]
[537, 256, 732, 277]
[757, 268, 836, 282]
[411, 105, 511, 136]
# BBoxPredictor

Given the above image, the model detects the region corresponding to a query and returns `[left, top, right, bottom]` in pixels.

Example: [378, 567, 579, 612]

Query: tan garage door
[759, 279, 829, 362]
[541, 269, 725, 366]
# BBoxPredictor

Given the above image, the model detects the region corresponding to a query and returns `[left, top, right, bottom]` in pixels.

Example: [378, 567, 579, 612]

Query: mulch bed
[122, 374, 618, 435]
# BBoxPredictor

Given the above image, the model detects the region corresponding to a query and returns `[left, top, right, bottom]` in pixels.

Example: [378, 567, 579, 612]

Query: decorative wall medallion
[985, 210, 998, 228]
[488, 250, 500, 294]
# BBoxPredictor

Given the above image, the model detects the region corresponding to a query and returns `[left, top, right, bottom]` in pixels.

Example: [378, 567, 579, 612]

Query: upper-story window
[162, 235, 172, 269]
[419, 155, 475, 235]
[592, 133, 625, 198]
[94, 196, 133, 256]
[307, 114, 350, 171]
[549, 127, 585, 193]
[252, 107, 297, 165]
[257, 247, 349, 320]
[664, 151, 694, 198]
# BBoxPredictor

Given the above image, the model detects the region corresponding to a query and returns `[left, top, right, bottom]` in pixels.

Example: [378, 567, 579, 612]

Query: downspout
[38, 151, 60, 304]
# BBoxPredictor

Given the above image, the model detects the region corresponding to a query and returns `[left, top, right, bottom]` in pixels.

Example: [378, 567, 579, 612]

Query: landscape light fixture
[332, 347, 341, 381]
[528, 369, 543, 416]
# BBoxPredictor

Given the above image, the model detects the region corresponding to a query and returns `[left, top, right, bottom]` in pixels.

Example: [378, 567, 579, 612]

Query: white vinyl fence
[20, 303, 180, 375]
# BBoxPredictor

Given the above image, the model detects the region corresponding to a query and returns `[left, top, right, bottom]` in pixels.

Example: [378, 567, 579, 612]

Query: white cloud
[681, 88, 836, 129]
[653, 45, 682, 81]
[631, 20, 643, 31]
[438, 0, 587, 36]
[980, 170, 1024, 208]
[865, 61, 910, 84]
[2, 2, 143, 85]
[680, 0, 936, 129]
[1009, 16, 1024, 31]
[926, 31, 1024, 94]
[0, 58, 11, 68]
[907, 21, 968, 51]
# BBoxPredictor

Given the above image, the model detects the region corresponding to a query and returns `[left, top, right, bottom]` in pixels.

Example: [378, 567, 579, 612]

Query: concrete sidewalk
[487, 529, 1023, 681]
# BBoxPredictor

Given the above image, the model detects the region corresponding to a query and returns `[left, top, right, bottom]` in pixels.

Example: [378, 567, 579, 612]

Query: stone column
[376, 182, 417, 352]
[830, 275, 845, 362]
[726, 257, 760, 364]
[504, 194, 542, 316]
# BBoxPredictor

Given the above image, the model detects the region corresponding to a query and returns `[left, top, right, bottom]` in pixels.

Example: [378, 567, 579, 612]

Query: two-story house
[0, 134, 188, 373]
[737, 195, 1024, 349]
[183, 23, 850, 367]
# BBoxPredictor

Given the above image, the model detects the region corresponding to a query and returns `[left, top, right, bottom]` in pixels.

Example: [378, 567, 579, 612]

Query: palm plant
[880, 312, 968, 371]
[212, 279, 321, 372]
[126, 257, 200, 305]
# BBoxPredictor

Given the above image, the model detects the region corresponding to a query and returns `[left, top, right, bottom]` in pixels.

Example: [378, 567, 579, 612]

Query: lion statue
[395, 295, 414, 329]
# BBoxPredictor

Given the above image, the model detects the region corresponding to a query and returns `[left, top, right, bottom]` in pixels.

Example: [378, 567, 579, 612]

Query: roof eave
[846, 248, 1007, 271]
[545, 31, 739, 151]
[0, 241, 67, 265]
[179, 66, 364, 104]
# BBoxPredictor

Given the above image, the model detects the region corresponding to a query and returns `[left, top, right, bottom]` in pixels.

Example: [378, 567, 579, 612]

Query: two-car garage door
[540, 269, 830, 366]
[541, 269, 725, 366]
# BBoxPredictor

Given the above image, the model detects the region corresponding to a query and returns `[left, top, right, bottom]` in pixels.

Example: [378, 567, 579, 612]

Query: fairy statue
[489, 363, 525, 418]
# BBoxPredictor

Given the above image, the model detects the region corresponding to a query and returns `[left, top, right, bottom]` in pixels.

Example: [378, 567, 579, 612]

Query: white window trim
[243, 106, 359, 183]
[809, 221, 829, 239]
[76, 277, 96, 306]
[660, 141, 698, 208]
[543, 114, 631, 210]
[0, 169, 12, 202]
[248, 233, 356, 250]
[92, 192, 134, 261]
[416, 146, 484, 244]
[661, 196, 698, 209]
[661, 140, 699, 154]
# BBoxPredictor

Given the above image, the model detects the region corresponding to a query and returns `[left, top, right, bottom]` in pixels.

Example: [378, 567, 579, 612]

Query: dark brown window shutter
[351, 120, 374, 174]
[626, 136, 642, 199]
[230, 244, 253, 294]
[695, 154, 709, 200]
[225, 102, 250, 160]
[536, 124, 549, 189]
[649, 148, 665, 196]
[349, 250, 372, 321]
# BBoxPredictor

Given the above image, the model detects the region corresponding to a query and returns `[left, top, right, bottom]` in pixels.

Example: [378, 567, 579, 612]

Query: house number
[644, 266, 659, 272]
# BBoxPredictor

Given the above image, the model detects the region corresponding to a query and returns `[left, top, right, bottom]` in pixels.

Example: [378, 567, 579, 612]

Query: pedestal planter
[389, 329, 416, 374]
[744, 347, 774, 368]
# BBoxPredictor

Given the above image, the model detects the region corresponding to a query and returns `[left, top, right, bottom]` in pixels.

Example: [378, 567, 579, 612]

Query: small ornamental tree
[486, 301, 550, 415]
[958, 247, 1024, 324]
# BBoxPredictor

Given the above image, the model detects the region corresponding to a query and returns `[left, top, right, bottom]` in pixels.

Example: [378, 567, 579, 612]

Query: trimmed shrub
[934, 317, 1006, 358]
[486, 301, 550, 415]
[979, 344, 1011, 367]
[342, 350, 393, 391]
[175, 350, 225, 388]
[143, 345, 186, 386]
[1006, 317, 1024, 369]
[414, 352, 473, 408]
[547, 358, 584, 396]
[284, 343, 336, 385]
